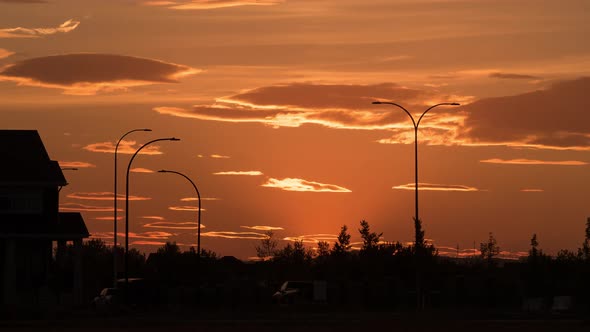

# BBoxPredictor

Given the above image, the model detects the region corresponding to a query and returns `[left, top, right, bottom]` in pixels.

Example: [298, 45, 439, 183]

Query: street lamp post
[124, 137, 179, 287]
[158, 170, 202, 258]
[372, 101, 459, 247]
[113, 128, 151, 288]
[372, 101, 459, 310]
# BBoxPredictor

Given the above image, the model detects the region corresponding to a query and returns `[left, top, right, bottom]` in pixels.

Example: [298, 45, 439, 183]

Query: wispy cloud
[262, 178, 351, 193]
[0, 19, 80, 39]
[240, 225, 284, 231]
[155, 78, 590, 151]
[154, 82, 465, 130]
[143, 0, 284, 10]
[168, 206, 206, 211]
[520, 188, 544, 192]
[143, 221, 203, 230]
[393, 183, 481, 192]
[201, 231, 267, 240]
[83, 140, 162, 155]
[58, 161, 96, 168]
[210, 154, 230, 159]
[180, 197, 220, 202]
[94, 216, 122, 221]
[0, 48, 14, 59]
[488, 72, 540, 80]
[92, 231, 174, 240]
[141, 216, 166, 220]
[66, 192, 151, 201]
[131, 167, 155, 173]
[59, 203, 121, 212]
[213, 171, 263, 176]
[480, 158, 588, 166]
[283, 234, 338, 244]
[0, 53, 199, 95]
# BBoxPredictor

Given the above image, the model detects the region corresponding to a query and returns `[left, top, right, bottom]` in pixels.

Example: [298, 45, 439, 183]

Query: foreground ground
[1, 311, 589, 332]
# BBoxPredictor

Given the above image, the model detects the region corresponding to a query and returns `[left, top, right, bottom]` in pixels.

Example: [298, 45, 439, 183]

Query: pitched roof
[0, 130, 67, 186]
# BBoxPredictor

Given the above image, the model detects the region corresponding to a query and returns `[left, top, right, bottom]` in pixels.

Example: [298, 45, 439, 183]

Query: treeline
[53, 218, 590, 314]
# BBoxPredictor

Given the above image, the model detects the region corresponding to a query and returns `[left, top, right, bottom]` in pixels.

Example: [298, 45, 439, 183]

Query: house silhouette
[0, 130, 89, 308]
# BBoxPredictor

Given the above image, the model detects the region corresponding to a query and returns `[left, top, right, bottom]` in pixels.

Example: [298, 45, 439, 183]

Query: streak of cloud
[0, 19, 80, 39]
[480, 158, 588, 166]
[58, 161, 96, 168]
[143, 0, 284, 10]
[66, 192, 151, 201]
[489, 72, 540, 80]
[143, 221, 204, 230]
[131, 167, 155, 173]
[0, 48, 14, 59]
[210, 154, 230, 159]
[168, 206, 206, 211]
[262, 178, 351, 193]
[83, 140, 162, 155]
[59, 203, 122, 212]
[0, 53, 199, 95]
[240, 225, 284, 231]
[393, 183, 481, 192]
[180, 197, 220, 202]
[520, 188, 544, 192]
[201, 231, 267, 240]
[283, 234, 338, 244]
[213, 171, 263, 176]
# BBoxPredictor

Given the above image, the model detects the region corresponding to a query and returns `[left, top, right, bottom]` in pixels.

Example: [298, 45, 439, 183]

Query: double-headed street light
[372, 101, 459, 248]
[124, 137, 180, 286]
[113, 128, 151, 288]
[158, 170, 202, 259]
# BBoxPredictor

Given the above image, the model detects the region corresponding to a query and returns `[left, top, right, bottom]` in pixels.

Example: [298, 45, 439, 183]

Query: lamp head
[169, 137, 180, 141]
[158, 170, 169, 173]
[451, 102, 460, 106]
[372, 101, 383, 105]
[142, 128, 152, 132]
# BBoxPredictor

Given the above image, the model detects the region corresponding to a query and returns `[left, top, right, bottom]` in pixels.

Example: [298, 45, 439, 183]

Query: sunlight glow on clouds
[262, 178, 352, 193]
[143, 0, 284, 10]
[0, 19, 80, 38]
[66, 192, 151, 201]
[168, 206, 206, 211]
[180, 197, 220, 202]
[131, 167, 155, 173]
[201, 231, 267, 240]
[393, 183, 481, 192]
[520, 188, 544, 192]
[0, 53, 199, 95]
[59, 203, 122, 212]
[213, 171, 263, 176]
[480, 158, 588, 166]
[58, 161, 96, 168]
[283, 234, 338, 244]
[0, 48, 14, 59]
[83, 140, 162, 155]
[210, 154, 230, 159]
[143, 221, 203, 230]
[241, 225, 284, 231]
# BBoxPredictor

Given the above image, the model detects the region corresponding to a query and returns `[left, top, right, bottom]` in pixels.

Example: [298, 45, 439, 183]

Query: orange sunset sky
[1, 0, 589, 259]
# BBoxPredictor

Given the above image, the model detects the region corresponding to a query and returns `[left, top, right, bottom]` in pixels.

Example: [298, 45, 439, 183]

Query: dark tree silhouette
[579, 217, 590, 260]
[529, 233, 539, 258]
[480, 232, 500, 264]
[316, 241, 330, 257]
[358, 220, 382, 256]
[255, 230, 278, 260]
[332, 225, 351, 255]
